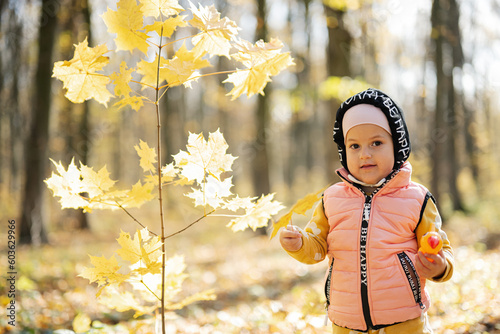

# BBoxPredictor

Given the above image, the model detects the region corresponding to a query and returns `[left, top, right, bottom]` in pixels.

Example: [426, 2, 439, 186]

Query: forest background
[1, 0, 500, 333]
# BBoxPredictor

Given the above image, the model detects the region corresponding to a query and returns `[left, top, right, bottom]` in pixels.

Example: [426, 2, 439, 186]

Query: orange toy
[419, 232, 442, 262]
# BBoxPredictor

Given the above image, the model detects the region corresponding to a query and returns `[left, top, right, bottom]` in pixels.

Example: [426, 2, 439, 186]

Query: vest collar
[336, 162, 412, 193]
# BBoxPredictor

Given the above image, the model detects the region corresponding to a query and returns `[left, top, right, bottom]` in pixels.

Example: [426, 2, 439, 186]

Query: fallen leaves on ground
[0, 217, 499, 333]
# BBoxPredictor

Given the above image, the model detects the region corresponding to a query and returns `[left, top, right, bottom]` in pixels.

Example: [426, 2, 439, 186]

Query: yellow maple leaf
[129, 254, 187, 302]
[136, 54, 169, 89]
[163, 43, 211, 88]
[186, 175, 233, 209]
[223, 195, 256, 212]
[144, 15, 187, 37]
[80, 164, 116, 198]
[114, 96, 145, 112]
[110, 61, 134, 97]
[173, 129, 236, 183]
[102, 0, 150, 55]
[98, 285, 157, 316]
[115, 228, 162, 274]
[135, 140, 157, 173]
[79, 254, 128, 289]
[223, 38, 294, 100]
[269, 186, 327, 239]
[45, 159, 88, 209]
[165, 289, 216, 311]
[139, 0, 184, 18]
[52, 38, 113, 106]
[226, 193, 285, 232]
[144, 163, 179, 186]
[123, 181, 155, 208]
[109, 62, 147, 111]
[161, 163, 179, 182]
[188, 2, 239, 58]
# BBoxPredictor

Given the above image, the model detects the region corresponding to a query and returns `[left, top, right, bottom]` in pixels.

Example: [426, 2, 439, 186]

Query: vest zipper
[360, 195, 374, 329]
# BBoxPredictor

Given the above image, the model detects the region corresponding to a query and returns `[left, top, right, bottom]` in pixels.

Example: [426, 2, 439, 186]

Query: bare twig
[155, 24, 167, 334]
[116, 202, 158, 236]
[141, 280, 161, 302]
[164, 210, 216, 240]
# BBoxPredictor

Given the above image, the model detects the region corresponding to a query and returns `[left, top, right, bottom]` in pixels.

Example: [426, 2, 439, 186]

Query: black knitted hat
[333, 88, 411, 172]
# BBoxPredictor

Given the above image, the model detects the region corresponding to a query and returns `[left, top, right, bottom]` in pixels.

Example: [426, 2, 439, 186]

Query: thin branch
[75, 193, 158, 236]
[158, 86, 169, 103]
[130, 79, 158, 91]
[157, 69, 244, 91]
[161, 34, 196, 49]
[164, 209, 216, 240]
[141, 280, 161, 301]
[209, 214, 242, 218]
[156, 23, 167, 334]
[116, 202, 158, 236]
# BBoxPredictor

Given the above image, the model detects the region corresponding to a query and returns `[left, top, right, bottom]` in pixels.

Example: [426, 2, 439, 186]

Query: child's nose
[360, 147, 372, 158]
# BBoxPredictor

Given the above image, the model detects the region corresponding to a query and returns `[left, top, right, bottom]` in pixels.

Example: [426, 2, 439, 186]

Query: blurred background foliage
[1, 0, 500, 332]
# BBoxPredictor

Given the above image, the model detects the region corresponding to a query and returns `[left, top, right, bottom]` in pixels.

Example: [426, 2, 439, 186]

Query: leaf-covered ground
[1, 212, 499, 334]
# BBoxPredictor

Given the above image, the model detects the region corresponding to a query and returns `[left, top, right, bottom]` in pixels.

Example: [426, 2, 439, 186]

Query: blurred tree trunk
[430, 0, 464, 212]
[447, 0, 465, 211]
[430, 0, 444, 204]
[253, 0, 271, 234]
[359, 3, 379, 85]
[0, 3, 5, 193]
[76, 0, 91, 230]
[162, 29, 187, 168]
[55, 0, 91, 230]
[3, 9, 24, 197]
[323, 4, 351, 181]
[19, 0, 60, 244]
[288, 0, 314, 186]
[253, 0, 270, 198]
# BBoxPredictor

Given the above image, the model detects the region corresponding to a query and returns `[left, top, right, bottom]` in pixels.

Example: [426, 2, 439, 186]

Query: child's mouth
[361, 164, 376, 169]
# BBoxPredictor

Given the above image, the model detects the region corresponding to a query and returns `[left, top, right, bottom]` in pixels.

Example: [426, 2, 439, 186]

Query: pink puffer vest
[323, 162, 431, 331]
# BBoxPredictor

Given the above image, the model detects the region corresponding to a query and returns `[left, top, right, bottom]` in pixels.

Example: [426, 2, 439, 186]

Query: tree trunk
[430, 0, 465, 212]
[430, 0, 446, 205]
[56, 0, 91, 230]
[19, 0, 60, 244]
[252, 0, 271, 234]
[6, 10, 23, 196]
[323, 4, 352, 181]
[288, 0, 314, 187]
[76, 0, 91, 229]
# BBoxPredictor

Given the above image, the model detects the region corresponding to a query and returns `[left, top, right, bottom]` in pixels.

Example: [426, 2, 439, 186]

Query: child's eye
[372, 141, 383, 147]
[349, 144, 359, 149]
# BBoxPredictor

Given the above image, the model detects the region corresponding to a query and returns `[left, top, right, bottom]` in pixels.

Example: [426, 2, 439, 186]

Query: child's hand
[415, 250, 447, 279]
[280, 225, 303, 252]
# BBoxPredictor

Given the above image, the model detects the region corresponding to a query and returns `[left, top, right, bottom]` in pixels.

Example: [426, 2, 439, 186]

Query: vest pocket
[397, 252, 425, 310]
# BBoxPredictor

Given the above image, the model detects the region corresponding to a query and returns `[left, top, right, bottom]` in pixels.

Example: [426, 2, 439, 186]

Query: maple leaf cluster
[79, 228, 215, 316]
[47, 0, 293, 321]
[52, 0, 294, 109]
[45, 129, 284, 231]
[173, 130, 285, 231]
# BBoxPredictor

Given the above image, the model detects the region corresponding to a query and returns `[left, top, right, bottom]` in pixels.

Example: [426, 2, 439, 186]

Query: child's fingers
[416, 251, 446, 279]
[281, 226, 301, 238]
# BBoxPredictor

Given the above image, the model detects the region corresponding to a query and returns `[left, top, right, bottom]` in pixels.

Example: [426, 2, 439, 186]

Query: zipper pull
[363, 203, 370, 221]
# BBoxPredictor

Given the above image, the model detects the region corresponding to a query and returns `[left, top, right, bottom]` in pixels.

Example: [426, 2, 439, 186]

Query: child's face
[345, 124, 394, 185]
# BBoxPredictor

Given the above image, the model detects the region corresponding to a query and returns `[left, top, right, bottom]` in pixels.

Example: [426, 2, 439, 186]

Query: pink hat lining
[342, 104, 392, 138]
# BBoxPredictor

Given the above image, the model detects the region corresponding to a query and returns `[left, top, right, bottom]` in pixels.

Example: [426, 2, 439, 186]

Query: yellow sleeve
[285, 199, 330, 264]
[415, 196, 454, 282]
